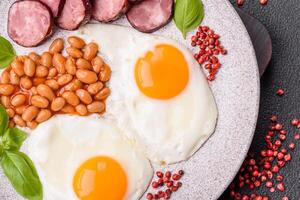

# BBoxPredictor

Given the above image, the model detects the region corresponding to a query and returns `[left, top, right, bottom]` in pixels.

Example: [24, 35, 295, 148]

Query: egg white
[77, 24, 218, 164]
[24, 115, 153, 200]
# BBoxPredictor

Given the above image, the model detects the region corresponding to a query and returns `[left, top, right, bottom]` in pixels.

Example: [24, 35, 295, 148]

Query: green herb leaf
[174, 0, 205, 38]
[2, 128, 27, 151]
[0, 105, 9, 136]
[1, 151, 43, 200]
[0, 144, 3, 157]
[0, 36, 16, 69]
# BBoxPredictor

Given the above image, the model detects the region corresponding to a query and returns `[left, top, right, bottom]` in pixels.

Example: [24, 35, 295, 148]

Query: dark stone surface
[219, 1, 300, 199]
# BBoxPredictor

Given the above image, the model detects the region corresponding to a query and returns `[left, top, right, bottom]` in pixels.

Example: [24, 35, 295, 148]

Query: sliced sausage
[91, 0, 129, 22]
[56, 0, 91, 30]
[8, 0, 54, 47]
[39, 0, 66, 18]
[126, 0, 174, 33]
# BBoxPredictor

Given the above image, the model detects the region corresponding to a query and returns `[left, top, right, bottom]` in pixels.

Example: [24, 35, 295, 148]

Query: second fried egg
[79, 24, 218, 164]
[25, 116, 153, 200]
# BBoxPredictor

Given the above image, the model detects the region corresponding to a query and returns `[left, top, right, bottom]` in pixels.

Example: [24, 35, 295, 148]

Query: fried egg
[25, 116, 153, 200]
[78, 24, 218, 164]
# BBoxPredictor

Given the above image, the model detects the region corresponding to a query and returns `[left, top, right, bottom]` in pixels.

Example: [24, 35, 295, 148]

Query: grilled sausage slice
[8, 0, 54, 47]
[56, 0, 91, 30]
[39, 0, 66, 18]
[126, 0, 174, 33]
[91, 0, 129, 22]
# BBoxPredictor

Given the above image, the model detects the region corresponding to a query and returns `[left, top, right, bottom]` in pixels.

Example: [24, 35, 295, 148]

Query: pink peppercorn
[261, 175, 267, 182]
[264, 162, 271, 169]
[277, 152, 284, 160]
[289, 143, 295, 150]
[166, 181, 173, 188]
[254, 181, 261, 187]
[284, 154, 291, 162]
[156, 171, 163, 178]
[276, 89, 285, 96]
[259, 0, 268, 5]
[291, 118, 299, 126]
[281, 148, 287, 154]
[176, 182, 182, 188]
[279, 134, 286, 141]
[275, 123, 283, 130]
[165, 171, 171, 178]
[277, 183, 285, 192]
[146, 193, 153, 199]
[266, 150, 273, 157]
[275, 140, 282, 147]
[255, 196, 263, 200]
[276, 175, 283, 182]
[278, 160, 286, 168]
[280, 130, 287, 135]
[236, 0, 245, 6]
[261, 150, 267, 157]
[172, 174, 181, 181]
[266, 181, 273, 188]
[270, 115, 278, 122]
[152, 181, 159, 189]
[272, 165, 280, 173]
[242, 195, 249, 200]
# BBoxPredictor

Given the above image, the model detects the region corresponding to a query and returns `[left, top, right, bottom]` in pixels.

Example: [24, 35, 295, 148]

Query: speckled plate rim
[0, 0, 260, 199]
[213, 1, 260, 198]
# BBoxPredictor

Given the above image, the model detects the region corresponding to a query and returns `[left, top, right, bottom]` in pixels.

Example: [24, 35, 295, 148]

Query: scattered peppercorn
[236, 0, 269, 6]
[276, 89, 285, 96]
[236, 0, 245, 6]
[191, 26, 227, 81]
[276, 183, 285, 192]
[288, 143, 295, 150]
[147, 170, 184, 199]
[229, 116, 298, 199]
[291, 118, 299, 126]
[258, 0, 268, 5]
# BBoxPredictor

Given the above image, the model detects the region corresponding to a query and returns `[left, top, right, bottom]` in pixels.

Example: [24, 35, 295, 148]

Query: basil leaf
[0, 36, 16, 69]
[0, 145, 3, 157]
[1, 151, 43, 200]
[174, 0, 205, 38]
[2, 128, 27, 151]
[0, 105, 9, 136]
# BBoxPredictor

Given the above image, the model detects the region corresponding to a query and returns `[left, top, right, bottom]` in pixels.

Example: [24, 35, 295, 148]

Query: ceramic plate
[0, 0, 259, 199]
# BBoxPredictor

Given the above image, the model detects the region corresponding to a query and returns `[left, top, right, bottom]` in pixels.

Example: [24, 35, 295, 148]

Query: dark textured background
[219, 1, 300, 199]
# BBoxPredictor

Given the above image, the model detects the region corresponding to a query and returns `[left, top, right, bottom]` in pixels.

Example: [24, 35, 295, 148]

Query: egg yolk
[135, 44, 189, 100]
[73, 156, 127, 200]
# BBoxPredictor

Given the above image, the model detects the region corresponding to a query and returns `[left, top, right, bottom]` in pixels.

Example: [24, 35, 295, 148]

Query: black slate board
[219, 1, 300, 199]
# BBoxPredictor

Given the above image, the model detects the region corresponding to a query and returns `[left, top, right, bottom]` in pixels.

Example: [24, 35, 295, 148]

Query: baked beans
[0, 36, 111, 129]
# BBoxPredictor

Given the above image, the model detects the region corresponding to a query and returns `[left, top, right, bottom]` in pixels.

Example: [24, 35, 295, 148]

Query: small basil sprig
[0, 105, 9, 136]
[2, 128, 27, 151]
[0, 106, 43, 200]
[174, 0, 205, 38]
[0, 36, 16, 68]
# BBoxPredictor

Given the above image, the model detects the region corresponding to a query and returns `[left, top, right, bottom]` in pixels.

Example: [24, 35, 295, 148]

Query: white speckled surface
[0, 0, 259, 199]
